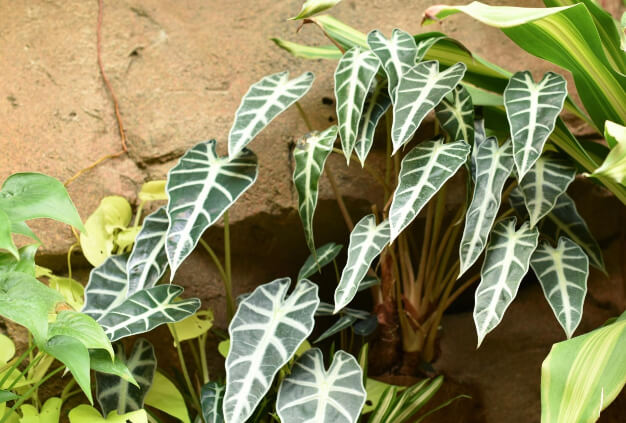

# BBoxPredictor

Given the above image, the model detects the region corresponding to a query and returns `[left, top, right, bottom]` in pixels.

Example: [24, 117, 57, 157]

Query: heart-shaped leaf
[392, 61, 466, 152]
[334, 215, 389, 313]
[224, 278, 319, 423]
[48, 311, 113, 358]
[474, 218, 539, 347]
[96, 339, 156, 416]
[138, 181, 167, 202]
[89, 350, 137, 385]
[127, 207, 169, 295]
[531, 237, 589, 338]
[0, 210, 18, 260]
[435, 84, 474, 144]
[518, 155, 576, 227]
[43, 335, 92, 402]
[166, 140, 258, 277]
[229, 71, 314, 158]
[459, 139, 514, 277]
[276, 349, 366, 423]
[367, 29, 417, 102]
[389, 139, 470, 241]
[144, 371, 190, 423]
[504, 71, 567, 179]
[293, 126, 338, 252]
[69, 405, 147, 423]
[0, 244, 37, 276]
[355, 85, 392, 166]
[201, 382, 225, 423]
[334, 47, 380, 162]
[298, 242, 343, 281]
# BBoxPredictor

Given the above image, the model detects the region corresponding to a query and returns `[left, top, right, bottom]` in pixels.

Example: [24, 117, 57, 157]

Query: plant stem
[7, 353, 43, 391]
[60, 379, 76, 401]
[325, 167, 354, 231]
[295, 102, 314, 131]
[170, 326, 201, 413]
[133, 200, 145, 228]
[198, 239, 228, 285]
[198, 334, 209, 384]
[0, 366, 64, 423]
[0, 344, 35, 388]
[66, 243, 78, 280]
[223, 211, 234, 319]
[412, 200, 434, 307]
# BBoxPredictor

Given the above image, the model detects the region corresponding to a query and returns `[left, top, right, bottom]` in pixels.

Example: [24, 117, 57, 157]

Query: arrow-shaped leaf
[334, 47, 380, 162]
[96, 339, 156, 416]
[127, 207, 169, 295]
[435, 84, 474, 144]
[228, 71, 314, 157]
[459, 139, 514, 277]
[392, 61, 466, 152]
[355, 85, 392, 166]
[98, 285, 200, 342]
[201, 382, 225, 423]
[518, 155, 576, 227]
[367, 29, 417, 102]
[82, 254, 130, 322]
[389, 139, 470, 241]
[166, 140, 258, 277]
[293, 126, 338, 252]
[298, 242, 343, 281]
[504, 71, 567, 179]
[224, 278, 319, 423]
[334, 215, 389, 313]
[543, 192, 604, 271]
[531, 237, 588, 339]
[276, 349, 366, 423]
[474, 217, 539, 347]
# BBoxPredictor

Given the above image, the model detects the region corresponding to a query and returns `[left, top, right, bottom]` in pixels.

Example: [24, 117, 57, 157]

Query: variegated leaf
[355, 85, 392, 166]
[98, 285, 200, 342]
[298, 242, 343, 281]
[293, 126, 338, 252]
[201, 382, 225, 423]
[518, 156, 576, 227]
[334, 47, 380, 162]
[314, 315, 358, 343]
[435, 84, 474, 144]
[334, 215, 390, 313]
[127, 207, 169, 295]
[291, 0, 342, 20]
[531, 237, 588, 339]
[392, 61, 466, 152]
[389, 139, 470, 241]
[367, 29, 417, 102]
[276, 349, 366, 423]
[474, 218, 539, 347]
[82, 254, 130, 322]
[470, 118, 488, 182]
[504, 71, 567, 179]
[224, 278, 319, 423]
[459, 139, 514, 277]
[96, 339, 156, 416]
[228, 71, 314, 157]
[543, 192, 604, 271]
[166, 140, 258, 277]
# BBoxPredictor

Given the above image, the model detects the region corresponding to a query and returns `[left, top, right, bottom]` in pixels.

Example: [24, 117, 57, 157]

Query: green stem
[0, 344, 36, 388]
[66, 243, 78, 280]
[0, 366, 64, 423]
[295, 102, 314, 131]
[198, 239, 228, 284]
[7, 353, 43, 391]
[170, 326, 201, 413]
[60, 379, 77, 401]
[223, 211, 234, 319]
[198, 334, 209, 384]
[134, 200, 145, 228]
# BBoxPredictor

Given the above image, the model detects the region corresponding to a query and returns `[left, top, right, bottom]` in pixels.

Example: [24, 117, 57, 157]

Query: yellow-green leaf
[19, 397, 62, 423]
[138, 181, 167, 202]
[168, 310, 214, 344]
[68, 405, 147, 423]
[218, 339, 230, 358]
[0, 334, 15, 364]
[48, 276, 84, 311]
[144, 372, 190, 423]
[591, 121, 626, 186]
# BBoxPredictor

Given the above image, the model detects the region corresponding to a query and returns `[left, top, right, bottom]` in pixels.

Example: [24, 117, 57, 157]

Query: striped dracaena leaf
[459, 139, 514, 277]
[504, 71, 567, 179]
[298, 242, 343, 281]
[224, 278, 319, 423]
[228, 71, 314, 158]
[366, 29, 417, 102]
[82, 254, 130, 322]
[531, 237, 589, 339]
[474, 218, 539, 347]
[435, 84, 474, 144]
[543, 192, 604, 271]
[277, 349, 366, 423]
[540, 312, 626, 423]
[355, 84, 392, 166]
[518, 155, 576, 227]
[97, 285, 200, 342]
[96, 339, 156, 416]
[392, 61, 466, 152]
[201, 382, 225, 423]
[334, 47, 380, 162]
[293, 126, 338, 252]
[166, 140, 258, 277]
[126, 207, 169, 295]
[389, 139, 470, 241]
[334, 215, 390, 313]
